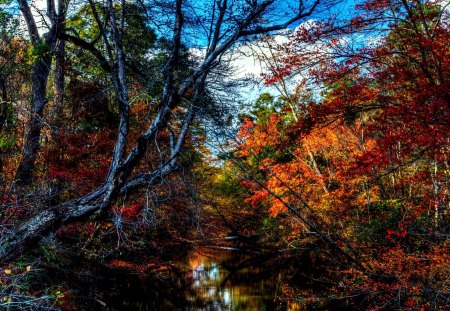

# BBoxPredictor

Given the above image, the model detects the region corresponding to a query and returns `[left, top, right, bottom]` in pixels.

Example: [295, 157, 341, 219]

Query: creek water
[90, 248, 300, 311]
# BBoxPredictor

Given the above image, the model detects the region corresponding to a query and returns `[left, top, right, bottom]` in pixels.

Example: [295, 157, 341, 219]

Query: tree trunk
[15, 0, 62, 186]
[0, 154, 179, 261]
[0, 74, 7, 176]
[0, 74, 7, 131]
[0, 185, 107, 262]
[55, 39, 65, 108]
[15, 55, 53, 185]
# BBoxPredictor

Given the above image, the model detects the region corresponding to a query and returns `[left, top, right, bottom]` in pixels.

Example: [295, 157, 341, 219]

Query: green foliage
[214, 168, 245, 198]
[0, 134, 16, 153]
[250, 92, 282, 125]
[66, 2, 157, 79]
[354, 201, 403, 243]
[0, 10, 17, 34]
[262, 216, 278, 231]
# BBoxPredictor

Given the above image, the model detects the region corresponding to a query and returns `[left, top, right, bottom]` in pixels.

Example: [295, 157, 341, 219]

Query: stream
[66, 248, 349, 310]
[72, 248, 295, 310]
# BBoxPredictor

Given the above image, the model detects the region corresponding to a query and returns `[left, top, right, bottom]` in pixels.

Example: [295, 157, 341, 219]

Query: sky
[20, 0, 294, 101]
[6, 0, 361, 103]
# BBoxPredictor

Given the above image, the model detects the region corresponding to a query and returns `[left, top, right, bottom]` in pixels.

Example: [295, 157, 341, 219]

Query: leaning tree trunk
[0, 144, 182, 262]
[0, 185, 107, 262]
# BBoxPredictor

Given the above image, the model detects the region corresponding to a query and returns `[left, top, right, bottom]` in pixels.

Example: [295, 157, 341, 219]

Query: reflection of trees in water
[43, 248, 351, 310]
[61, 250, 280, 310]
[184, 251, 278, 310]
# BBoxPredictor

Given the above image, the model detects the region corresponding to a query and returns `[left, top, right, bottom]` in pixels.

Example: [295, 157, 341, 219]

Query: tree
[14, 0, 68, 185]
[0, 11, 27, 180]
[0, 0, 335, 261]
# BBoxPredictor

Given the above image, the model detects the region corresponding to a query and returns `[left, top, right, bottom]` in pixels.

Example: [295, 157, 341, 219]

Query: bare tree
[1, 0, 334, 261]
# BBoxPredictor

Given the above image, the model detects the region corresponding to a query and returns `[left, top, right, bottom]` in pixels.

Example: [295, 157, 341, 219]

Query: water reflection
[101, 249, 281, 310]
[183, 251, 277, 310]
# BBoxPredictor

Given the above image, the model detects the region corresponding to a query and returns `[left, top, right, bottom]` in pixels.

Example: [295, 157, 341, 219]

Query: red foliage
[45, 130, 115, 196]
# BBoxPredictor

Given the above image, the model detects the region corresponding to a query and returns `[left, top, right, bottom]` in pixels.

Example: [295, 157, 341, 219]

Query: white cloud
[220, 19, 321, 102]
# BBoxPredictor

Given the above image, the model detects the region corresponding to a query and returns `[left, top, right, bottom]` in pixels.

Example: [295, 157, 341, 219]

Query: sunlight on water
[182, 250, 278, 310]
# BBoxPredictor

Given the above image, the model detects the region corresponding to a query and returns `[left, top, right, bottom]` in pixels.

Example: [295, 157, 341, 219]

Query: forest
[0, 0, 448, 309]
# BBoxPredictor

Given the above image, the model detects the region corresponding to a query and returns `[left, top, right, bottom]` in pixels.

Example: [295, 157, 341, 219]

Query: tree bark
[55, 0, 67, 109]
[0, 74, 7, 176]
[0, 74, 7, 133]
[15, 54, 54, 185]
[55, 40, 65, 108]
